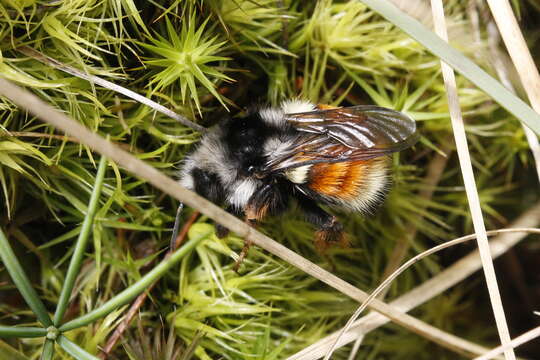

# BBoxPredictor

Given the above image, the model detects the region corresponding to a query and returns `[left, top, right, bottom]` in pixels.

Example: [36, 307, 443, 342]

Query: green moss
[0, 0, 538, 359]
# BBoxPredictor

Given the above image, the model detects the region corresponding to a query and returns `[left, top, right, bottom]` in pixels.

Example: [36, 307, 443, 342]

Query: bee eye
[239, 146, 251, 154]
[247, 166, 255, 174]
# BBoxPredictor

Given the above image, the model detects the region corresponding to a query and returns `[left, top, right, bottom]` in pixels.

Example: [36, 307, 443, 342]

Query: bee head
[222, 113, 269, 177]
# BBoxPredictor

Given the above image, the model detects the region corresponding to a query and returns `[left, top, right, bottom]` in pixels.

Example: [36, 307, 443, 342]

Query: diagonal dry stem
[430, 1, 514, 359]
[15, 46, 206, 133]
[351, 141, 452, 359]
[0, 77, 499, 359]
[288, 200, 540, 359]
[323, 228, 540, 359]
[484, 14, 540, 182]
[474, 325, 540, 360]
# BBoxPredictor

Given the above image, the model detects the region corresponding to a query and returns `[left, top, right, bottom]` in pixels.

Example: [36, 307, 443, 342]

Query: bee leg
[296, 196, 349, 253]
[215, 224, 229, 238]
[215, 206, 242, 238]
[234, 183, 288, 273]
[314, 217, 349, 253]
[233, 218, 257, 274]
[169, 202, 184, 250]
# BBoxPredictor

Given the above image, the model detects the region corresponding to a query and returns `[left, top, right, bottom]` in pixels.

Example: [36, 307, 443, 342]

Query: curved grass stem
[289, 201, 540, 359]
[53, 155, 108, 326]
[324, 228, 540, 359]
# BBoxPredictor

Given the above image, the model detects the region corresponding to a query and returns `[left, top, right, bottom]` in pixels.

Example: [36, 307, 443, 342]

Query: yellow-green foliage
[0, 1, 538, 359]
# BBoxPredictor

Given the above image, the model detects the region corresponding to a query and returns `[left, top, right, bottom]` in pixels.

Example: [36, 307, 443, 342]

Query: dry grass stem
[15, 46, 206, 133]
[1, 131, 78, 142]
[0, 77, 501, 359]
[485, 20, 540, 182]
[346, 334, 364, 360]
[289, 200, 540, 360]
[323, 228, 540, 359]
[474, 326, 540, 360]
[430, 1, 514, 358]
[390, 0, 433, 25]
[485, 0, 540, 109]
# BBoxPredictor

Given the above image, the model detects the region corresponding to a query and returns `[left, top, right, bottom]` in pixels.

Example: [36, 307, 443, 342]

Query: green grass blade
[58, 229, 210, 332]
[53, 156, 108, 326]
[0, 228, 53, 327]
[0, 326, 47, 338]
[40, 339, 55, 360]
[357, 0, 540, 135]
[57, 335, 99, 360]
[0, 339, 30, 360]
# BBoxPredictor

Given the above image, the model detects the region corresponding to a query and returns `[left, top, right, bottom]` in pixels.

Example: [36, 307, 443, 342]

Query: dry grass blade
[485, 0, 540, 109]
[15, 46, 206, 133]
[323, 228, 540, 359]
[0, 77, 499, 359]
[474, 326, 540, 360]
[430, 1, 515, 359]
[390, 0, 433, 25]
[288, 200, 540, 360]
[483, 1, 540, 182]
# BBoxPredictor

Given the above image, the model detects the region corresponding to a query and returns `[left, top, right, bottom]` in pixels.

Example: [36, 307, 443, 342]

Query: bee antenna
[169, 202, 184, 251]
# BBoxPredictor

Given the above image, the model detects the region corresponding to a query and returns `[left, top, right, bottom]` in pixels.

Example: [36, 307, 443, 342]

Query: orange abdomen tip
[306, 158, 389, 209]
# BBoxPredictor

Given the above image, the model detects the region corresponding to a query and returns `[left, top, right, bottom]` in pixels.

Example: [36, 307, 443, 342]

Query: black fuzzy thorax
[220, 112, 291, 178]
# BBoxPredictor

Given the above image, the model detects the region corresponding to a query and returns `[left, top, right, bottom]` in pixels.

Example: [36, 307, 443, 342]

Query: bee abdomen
[305, 158, 390, 213]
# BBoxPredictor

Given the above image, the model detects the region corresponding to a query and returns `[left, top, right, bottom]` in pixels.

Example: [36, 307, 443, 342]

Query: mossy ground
[0, 1, 539, 359]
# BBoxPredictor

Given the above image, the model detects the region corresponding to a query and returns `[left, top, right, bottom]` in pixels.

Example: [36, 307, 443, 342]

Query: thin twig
[390, 0, 433, 25]
[173, 211, 200, 250]
[363, 142, 451, 359]
[1, 131, 78, 142]
[2, 130, 144, 153]
[0, 78, 501, 359]
[485, 17, 540, 183]
[98, 211, 200, 359]
[474, 325, 540, 360]
[15, 46, 206, 133]
[430, 2, 515, 359]
[323, 228, 540, 359]
[288, 200, 540, 360]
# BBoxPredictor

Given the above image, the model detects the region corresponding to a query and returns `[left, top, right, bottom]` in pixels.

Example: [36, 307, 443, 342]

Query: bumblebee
[179, 100, 418, 253]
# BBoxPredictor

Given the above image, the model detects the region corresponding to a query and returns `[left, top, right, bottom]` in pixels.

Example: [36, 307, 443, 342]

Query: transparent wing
[262, 105, 418, 173]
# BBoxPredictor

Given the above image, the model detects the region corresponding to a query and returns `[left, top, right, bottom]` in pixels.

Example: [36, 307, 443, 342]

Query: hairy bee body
[180, 100, 417, 249]
[296, 158, 389, 213]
